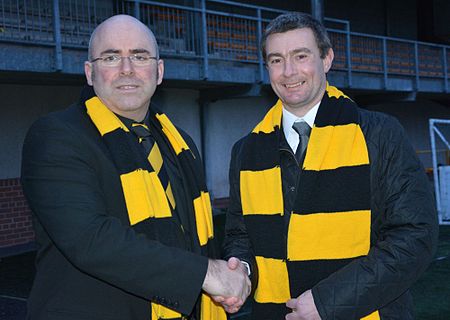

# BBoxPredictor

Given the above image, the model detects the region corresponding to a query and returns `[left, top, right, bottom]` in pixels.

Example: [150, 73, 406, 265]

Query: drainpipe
[311, 0, 324, 23]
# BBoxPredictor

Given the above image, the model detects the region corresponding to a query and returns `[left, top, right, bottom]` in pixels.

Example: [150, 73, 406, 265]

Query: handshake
[202, 257, 252, 314]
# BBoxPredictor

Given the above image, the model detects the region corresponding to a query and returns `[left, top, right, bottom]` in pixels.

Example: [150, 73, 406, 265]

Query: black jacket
[21, 103, 209, 319]
[224, 107, 438, 319]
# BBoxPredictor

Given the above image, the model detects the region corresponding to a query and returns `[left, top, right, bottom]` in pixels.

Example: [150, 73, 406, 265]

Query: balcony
[0, 0, 449, 95]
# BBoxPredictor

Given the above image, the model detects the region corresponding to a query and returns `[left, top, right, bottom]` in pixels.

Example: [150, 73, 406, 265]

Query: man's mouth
[117, 85, 138, 90]
[284, 81, 305, 88]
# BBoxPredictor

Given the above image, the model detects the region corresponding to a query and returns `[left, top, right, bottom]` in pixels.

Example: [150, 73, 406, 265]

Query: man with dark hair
[22, 14, 250, 320]
[223, 12, 438, 320]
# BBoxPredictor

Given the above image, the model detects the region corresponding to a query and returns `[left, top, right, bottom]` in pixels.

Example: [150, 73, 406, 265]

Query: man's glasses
[90, 54, 158, 67]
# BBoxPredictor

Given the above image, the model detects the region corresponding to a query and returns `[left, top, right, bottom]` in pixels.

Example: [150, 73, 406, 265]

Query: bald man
[21, 15, 250, 320]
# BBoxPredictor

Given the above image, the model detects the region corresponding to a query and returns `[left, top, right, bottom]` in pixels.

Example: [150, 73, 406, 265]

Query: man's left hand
[285, 290, 321, 320]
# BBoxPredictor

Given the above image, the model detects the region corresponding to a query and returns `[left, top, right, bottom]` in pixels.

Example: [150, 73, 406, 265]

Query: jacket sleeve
[222, 138, 258, 285]
[312, 114, 439, 319]
[21, 115, 208, 315]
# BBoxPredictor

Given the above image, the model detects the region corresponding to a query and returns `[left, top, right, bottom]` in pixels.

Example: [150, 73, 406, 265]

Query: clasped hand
[202, 257, 251, 313]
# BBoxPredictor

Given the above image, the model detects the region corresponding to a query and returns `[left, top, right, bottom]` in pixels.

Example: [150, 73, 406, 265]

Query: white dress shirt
[282, 102, 320, 154]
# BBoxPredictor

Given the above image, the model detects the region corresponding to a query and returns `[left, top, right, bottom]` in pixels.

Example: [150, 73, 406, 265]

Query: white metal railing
[430, 118, 450, 225]
[0, 0, 449, 88]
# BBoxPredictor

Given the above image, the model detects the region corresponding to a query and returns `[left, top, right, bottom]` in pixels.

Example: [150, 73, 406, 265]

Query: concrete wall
[364, 99, 450, 168]
[203, 96, 274, 199]
[0, 84, 201, 179]
[0, 84, 81, 179]
[325, 0, 417, 40]
[154, 88, 202, 152]
[385, 0, 418, 39]
[1, 83, 448, 200]
[203, 96, 449, 199]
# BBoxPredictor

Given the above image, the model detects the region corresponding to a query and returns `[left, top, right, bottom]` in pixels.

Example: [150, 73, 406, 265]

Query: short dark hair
[261, 12, 332, 61]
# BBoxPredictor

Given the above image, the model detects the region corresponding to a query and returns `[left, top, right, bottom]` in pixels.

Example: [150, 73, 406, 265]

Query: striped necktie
[131, 123, 176, 209]
[292, 121, 311, 164]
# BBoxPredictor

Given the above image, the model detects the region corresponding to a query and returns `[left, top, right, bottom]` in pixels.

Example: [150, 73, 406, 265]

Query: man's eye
[133, 55, 147, 61]
[103, 55, 119, 62]
[269, 58, 281, 64]
[295, 54, 307, 60]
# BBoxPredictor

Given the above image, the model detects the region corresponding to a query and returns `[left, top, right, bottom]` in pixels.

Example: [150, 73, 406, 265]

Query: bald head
[88, 14, 159, 61]
[84, 14, 164, 121]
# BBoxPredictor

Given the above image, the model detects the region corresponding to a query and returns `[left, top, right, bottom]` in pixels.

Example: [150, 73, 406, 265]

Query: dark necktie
[130, 123, 176, 209]
[292, 121, 311, 163]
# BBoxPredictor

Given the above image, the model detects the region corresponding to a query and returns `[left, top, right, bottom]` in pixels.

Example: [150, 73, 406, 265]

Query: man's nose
[119, 56, 134, 75]
[283, 58, 297, 77]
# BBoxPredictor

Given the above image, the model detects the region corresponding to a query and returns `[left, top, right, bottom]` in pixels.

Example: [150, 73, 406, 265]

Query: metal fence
[429, 119, 450, 225]
[0, 0, 113, 46]
[0, 0, 449, 89]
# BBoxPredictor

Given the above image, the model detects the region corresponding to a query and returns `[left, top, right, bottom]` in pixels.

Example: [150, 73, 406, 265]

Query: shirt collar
[282, 101, 320, 139]
[116, 111, 150, 129]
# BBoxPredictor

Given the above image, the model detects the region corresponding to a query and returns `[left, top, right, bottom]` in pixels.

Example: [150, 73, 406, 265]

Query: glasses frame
[90, 54, 159, 67]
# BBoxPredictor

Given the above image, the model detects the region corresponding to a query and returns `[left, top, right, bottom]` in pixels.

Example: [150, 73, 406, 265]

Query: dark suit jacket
[21, 102, 209, 320]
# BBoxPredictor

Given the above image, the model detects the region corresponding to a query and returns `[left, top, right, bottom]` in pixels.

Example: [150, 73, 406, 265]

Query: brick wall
[0, 178, 34, 248]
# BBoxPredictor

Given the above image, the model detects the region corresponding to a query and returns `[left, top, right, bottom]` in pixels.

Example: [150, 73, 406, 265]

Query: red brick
[0, 178, 36, 249]
[1, 228, 13, 235]
[21, 233, 33, 238]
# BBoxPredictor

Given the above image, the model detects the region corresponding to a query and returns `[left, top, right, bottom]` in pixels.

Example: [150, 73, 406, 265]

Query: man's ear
[84, 61, 94, 85]
[157, 59, 164, 85]
[323, 48, 334, 73]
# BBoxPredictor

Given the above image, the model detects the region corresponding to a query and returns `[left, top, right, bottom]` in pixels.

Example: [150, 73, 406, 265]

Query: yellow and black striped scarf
[85, 96, 225, 320]
[239, 84, 379, 320]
